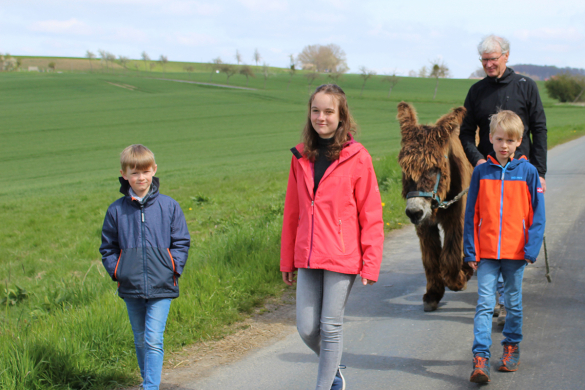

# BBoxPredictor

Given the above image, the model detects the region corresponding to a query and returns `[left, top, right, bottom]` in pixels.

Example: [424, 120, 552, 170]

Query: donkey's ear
[435, 106, 467, 135]
[396, 102, 418, 128]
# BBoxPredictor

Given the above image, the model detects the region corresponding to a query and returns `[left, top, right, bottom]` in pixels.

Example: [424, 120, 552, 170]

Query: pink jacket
[280, 141, 384, 281]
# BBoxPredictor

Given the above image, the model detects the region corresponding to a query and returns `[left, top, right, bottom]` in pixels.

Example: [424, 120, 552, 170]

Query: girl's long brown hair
[302, 84, 357, 161]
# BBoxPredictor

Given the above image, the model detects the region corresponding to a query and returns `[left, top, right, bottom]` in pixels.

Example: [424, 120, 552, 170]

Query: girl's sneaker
[331, 365, 346, 390]
[498, 343, 520, 371]
[470, 355, 490, 383]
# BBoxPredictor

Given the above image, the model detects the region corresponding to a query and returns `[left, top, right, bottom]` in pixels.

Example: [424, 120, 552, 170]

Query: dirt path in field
[151, 77, 257, 90]
[125, 290, 297, 390]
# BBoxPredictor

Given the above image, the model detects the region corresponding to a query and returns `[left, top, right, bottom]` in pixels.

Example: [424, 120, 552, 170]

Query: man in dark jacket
[459, 34, 547, 192]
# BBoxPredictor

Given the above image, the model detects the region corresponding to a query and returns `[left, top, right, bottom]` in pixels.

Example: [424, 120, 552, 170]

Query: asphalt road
[179, 135, 585, 390]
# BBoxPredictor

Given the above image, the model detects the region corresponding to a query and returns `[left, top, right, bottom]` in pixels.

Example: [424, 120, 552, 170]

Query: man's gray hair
[477, 35, 510, 55]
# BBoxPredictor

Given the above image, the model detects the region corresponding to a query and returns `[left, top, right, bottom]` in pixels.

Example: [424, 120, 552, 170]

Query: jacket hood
[119, 176, 160, 206]
[487, 67, 515, 85]
[487, 153, 527, 171]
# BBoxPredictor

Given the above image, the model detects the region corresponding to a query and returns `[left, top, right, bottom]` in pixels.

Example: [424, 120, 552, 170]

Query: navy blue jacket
[100, 177, 190, 299]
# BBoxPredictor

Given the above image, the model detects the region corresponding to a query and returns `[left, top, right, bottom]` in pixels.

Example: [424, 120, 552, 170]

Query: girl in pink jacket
[281, 84, 385, 390]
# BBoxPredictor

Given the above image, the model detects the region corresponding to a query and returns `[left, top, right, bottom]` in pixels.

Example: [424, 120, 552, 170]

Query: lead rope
[437, 187, 469, 209]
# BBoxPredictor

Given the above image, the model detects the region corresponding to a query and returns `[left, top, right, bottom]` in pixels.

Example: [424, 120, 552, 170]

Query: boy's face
[121, 164, 157, 198]
[489, 126, 521, 165]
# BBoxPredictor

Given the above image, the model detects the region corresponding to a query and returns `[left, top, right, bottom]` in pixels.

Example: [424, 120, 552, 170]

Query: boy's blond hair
[489, 110, 524, 140]
[120, 144, 156, 172]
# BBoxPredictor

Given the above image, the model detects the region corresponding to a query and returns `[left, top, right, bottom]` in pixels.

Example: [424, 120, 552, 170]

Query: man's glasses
[479, 54, 503, 63]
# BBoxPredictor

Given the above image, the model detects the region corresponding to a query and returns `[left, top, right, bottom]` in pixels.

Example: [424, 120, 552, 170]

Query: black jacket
[100, 177, 191, 299]
[459, 67, 547, 177]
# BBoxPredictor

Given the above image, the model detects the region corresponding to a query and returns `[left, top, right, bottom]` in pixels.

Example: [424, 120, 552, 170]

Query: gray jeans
[296, 268, 357, 390]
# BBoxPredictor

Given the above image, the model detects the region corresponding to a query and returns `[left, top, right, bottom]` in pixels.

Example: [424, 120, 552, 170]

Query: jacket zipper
[338, 219, 345, 253]
[141, 205, 147, 296]
[307, 200, 315, 268]
[497, 165, 508, 259]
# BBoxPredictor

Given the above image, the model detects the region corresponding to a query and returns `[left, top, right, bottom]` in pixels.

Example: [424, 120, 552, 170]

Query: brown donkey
[397, 102, 474, 311]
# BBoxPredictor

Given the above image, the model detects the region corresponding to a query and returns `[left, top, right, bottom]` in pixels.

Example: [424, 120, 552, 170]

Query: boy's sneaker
[331, 365, 346, 390]
[498, 343, 520, 372]
[470, 355, 491, 383]
[497, 305, 507, 326]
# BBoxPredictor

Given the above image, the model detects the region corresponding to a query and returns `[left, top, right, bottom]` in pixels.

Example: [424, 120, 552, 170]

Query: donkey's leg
[440, 212, 472, 291]
[416, 224, 444, 312]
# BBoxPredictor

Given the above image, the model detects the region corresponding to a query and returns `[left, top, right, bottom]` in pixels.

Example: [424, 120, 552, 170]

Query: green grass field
[1, 65, 584, 389]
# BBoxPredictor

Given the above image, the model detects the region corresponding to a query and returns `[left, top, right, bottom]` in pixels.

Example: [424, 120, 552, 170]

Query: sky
[2, 0, 585, 78]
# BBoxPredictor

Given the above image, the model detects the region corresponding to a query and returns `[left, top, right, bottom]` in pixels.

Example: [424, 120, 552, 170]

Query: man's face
[481, 51, 509, 78]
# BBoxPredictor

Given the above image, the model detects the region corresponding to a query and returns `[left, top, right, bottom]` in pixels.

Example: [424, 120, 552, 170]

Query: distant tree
[262, 63, 270, 89]
[48, 61, 56, 72]
[408, 70, 417, 77]
[2, 54, 18, 71]
[184, 65, 195, 79]
[159, 55, 168, 76]
[134, 62, 140, 72]
[219, 63, 236, 84]
[235, 50, 242, 65]
[118, 55, 129, 72]
[209, 57, 222, 81]
[382, 72, 399, 97]
[287, 54, 296, 90]
[253, 49, 261, 66]
[86, 50, 96, 72]
[98, 49, 108, 71]
[239, 65, 255, 87]
[469, 67, 486, 79]
[418, 65, 428, 78]
[305, 71, 320, 92]
[298, 44, 347, 73]
[141, 51, 150, 71]
[429, 60, 450, 100]
[107, 52, 116, 72]
[545, 73, 585, 103]
[150, 62, 157, 71]
[359, 66, 376, 96]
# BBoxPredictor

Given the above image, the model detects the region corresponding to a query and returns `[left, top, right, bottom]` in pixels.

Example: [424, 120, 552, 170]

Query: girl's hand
[362, 277, 375, 286]
[468, 261, 478, 271]
[525, 259, 533, 264]
[282, 271, 296, 286]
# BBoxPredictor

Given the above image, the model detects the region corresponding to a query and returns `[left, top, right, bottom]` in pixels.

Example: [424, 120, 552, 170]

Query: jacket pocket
[477, 219, 483, 252]
[114, 250, 122, 280]
[147, 248, 177, 293]
[522, 219, 527, 245]
[338, 219, 346, 254]
[116, 248, 144, 294]
[167, 248, 177, 286]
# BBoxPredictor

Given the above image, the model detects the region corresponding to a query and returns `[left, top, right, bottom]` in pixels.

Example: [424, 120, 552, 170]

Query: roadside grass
[1, 70, 583, 389]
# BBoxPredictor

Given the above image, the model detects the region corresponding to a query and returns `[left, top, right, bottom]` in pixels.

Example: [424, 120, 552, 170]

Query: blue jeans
[472, 259, 526, 358]
[124, 298, 172, 390]
[296, 268, 356, 390]
[497, 274, 505, 305]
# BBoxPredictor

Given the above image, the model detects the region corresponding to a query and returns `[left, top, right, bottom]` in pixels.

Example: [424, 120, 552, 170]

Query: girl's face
[310, 92, 340, 139]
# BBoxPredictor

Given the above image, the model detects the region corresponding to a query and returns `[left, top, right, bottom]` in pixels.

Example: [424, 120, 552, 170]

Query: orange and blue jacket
[463, 154, 545, 263]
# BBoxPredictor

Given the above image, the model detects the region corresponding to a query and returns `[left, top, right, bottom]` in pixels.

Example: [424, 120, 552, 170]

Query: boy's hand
[525, 259, 533, 264]
[468, 261, 478, 270]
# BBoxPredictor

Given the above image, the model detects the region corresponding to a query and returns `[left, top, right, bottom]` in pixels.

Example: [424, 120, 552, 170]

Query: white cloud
[29, 18, 92, 35]
[514, 27, 584, 42]
[237, 0, 289, 12]
[172, 32, 217, 47]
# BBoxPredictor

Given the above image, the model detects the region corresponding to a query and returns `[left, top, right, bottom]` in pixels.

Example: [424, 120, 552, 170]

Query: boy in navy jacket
[463, 111, 545, 383]
[100, 144, 190, 389]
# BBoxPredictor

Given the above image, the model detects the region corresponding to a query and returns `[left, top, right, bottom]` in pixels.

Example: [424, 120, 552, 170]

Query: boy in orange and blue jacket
[463, 110, 545, 383]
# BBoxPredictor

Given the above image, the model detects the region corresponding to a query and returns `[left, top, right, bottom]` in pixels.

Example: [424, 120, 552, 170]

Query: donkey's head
[397, 102, 466, 225]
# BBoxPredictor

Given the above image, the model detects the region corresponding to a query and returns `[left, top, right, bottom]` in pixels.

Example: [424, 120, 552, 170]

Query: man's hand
[539, 177, 546, 193]
[468, 261, 478, 270]
[476, 159, 487, 167]
[362, 277, 375, 286]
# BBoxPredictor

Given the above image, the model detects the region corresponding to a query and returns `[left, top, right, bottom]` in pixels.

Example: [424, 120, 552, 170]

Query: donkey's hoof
[423, 301, 439, 312]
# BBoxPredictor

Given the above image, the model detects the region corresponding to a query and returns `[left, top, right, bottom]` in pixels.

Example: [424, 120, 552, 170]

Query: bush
[545, 72, 585, 103]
